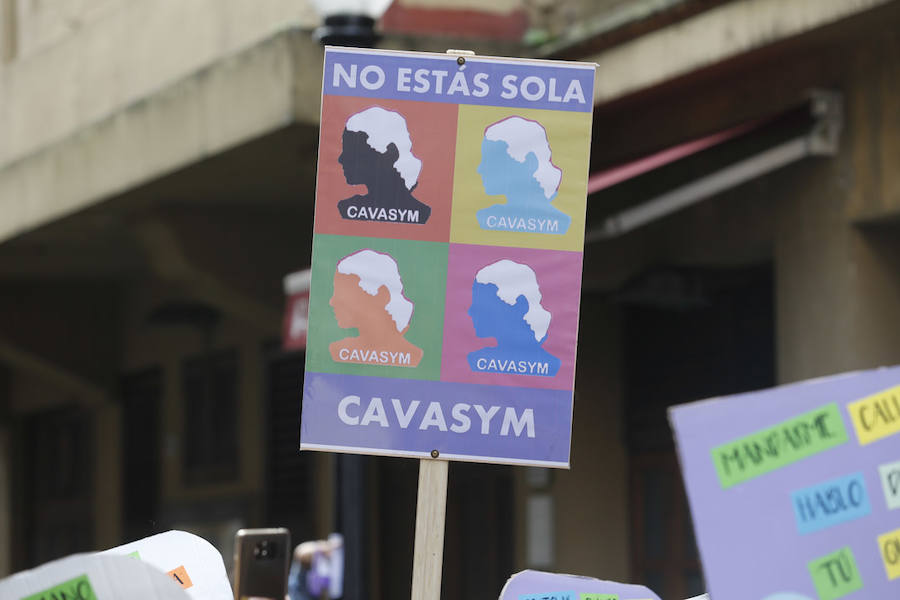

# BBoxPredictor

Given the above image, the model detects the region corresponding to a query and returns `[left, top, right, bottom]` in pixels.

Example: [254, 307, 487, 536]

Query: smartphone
[233, 527, 291, 600]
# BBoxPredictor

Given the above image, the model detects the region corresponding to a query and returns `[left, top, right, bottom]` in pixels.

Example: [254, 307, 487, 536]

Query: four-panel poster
[301, 48, 596, 467]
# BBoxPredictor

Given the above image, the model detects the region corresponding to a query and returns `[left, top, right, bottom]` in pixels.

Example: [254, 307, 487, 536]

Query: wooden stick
[411, 458, 449, 600]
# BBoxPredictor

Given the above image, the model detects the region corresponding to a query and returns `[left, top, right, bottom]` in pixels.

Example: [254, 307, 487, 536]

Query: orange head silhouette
[328, 250, 422, 367]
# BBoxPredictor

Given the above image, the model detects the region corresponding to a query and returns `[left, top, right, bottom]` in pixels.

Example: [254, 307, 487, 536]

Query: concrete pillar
[774, 157, 855, 383]
[775, 41, 900, 383]
[775, 171, 900, 384]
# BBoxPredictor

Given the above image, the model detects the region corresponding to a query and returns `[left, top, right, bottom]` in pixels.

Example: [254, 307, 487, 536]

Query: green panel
[711, 403, 848, 488]
[306, 234, 448, 380]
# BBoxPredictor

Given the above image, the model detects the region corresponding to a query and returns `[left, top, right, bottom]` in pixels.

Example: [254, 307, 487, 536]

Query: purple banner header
[301, 372, 573, 466]
[323, 48, 595, 113]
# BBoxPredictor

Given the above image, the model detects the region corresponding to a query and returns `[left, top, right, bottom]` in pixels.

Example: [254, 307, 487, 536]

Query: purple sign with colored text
[499, 570, 661, 600]
[670, 366, 900, 600]
[300, 48, 595, 467]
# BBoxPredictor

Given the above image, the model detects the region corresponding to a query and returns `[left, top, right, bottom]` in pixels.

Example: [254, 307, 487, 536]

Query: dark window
[121, 368, 162, 541]
[630, 452, 703, 598]
[443, 462, 514, 600]
[623, 265, 775, 598]
[182, 350, 239, 484]
[374, 458, 514, 600]
[23, 408, 94, 567]
[265, 350, 313, 539]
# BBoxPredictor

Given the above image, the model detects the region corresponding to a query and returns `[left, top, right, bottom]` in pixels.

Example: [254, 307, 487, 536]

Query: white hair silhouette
[337, 249, 414, 332]
[346, 107, 423, 190]
[475, 259, 551, 342]
[485, 116, 562, 200]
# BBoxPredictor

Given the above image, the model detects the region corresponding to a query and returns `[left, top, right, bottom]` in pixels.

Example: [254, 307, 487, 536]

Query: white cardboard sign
[0, 552, 191, 600]
[104, 530, 233, 600]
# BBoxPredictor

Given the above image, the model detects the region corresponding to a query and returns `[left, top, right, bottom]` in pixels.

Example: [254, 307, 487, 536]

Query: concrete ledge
[586, 0, 894, 104]
[2, 0, 892, 245]
[0, 28, 324, 244]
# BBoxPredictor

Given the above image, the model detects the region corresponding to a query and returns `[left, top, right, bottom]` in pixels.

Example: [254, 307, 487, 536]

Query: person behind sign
[337, 106, 431, 225]
[467, 259, 559, 377]
[288, 536, 343, 600]
[329, 249, 423, 367]
[476, 116, 570, 235]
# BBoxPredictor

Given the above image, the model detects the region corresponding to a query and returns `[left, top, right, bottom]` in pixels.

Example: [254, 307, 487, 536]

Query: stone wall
[0, 0, 317, 168]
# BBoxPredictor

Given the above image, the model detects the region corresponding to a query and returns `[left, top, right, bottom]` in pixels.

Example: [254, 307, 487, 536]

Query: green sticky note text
[712, 403, 848, 488]
[808, 546, 863, 600]
[22, 574, 97, 600]
[580, 594, 617, 600]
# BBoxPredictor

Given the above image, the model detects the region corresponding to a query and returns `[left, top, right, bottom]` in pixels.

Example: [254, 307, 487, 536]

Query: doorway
[623, 264, 775, 598]
[21, 408, 95, 568]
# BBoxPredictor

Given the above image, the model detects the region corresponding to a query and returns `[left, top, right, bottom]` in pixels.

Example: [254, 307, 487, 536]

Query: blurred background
[0, 1, 899, 598]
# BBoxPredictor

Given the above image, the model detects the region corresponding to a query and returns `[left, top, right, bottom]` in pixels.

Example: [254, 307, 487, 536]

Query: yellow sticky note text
[847, 384, 900, 445]
[879, 527, 900, 580]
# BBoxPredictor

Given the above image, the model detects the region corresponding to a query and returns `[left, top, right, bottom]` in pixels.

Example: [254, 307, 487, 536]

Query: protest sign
[498, 570, 661, 600]
[301, 48, 595, 468]
[0, 552, 191, 600]
[670, 366, 900, 600]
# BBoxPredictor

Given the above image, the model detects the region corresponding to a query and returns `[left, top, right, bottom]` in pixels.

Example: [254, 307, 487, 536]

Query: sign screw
[431, 449, 440, 458]
[457, 56, 465, 65]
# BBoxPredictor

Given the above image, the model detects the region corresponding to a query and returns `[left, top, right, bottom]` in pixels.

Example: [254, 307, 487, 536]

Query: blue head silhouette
[466, 259, 560, 377]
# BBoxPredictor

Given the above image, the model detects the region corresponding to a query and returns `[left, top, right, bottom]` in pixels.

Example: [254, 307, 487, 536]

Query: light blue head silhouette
[476, 117, 570, 235]
[478, 139, 546, 205]
[467, 259, 559, 376]
[478, 117, 561, 207]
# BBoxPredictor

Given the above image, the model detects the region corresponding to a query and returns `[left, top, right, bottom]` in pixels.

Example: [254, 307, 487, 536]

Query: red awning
[584, 91, 842, 240]
[587, 119, 763, 195]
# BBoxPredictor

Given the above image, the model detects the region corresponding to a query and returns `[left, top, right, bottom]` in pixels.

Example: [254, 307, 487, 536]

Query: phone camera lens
[253, 540, 277, 559]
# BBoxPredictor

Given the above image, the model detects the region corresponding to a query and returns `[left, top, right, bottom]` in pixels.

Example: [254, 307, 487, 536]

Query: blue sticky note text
[791, 472, 870, 534]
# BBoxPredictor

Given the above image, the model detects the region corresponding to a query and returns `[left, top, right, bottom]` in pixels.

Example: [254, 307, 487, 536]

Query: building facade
[1, 1, 899, 598]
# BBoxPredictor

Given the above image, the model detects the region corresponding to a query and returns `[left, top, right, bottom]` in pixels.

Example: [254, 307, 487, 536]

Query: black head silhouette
[336, 108, 431, 225]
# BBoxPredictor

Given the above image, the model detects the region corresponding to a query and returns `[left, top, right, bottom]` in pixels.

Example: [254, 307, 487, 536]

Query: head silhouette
[340, 107, 422, 191]
[331, 249, 414, 336]
[478, 117, 561, 205]
[468, 259, 551, 346]
[329, 249, 424, 367]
